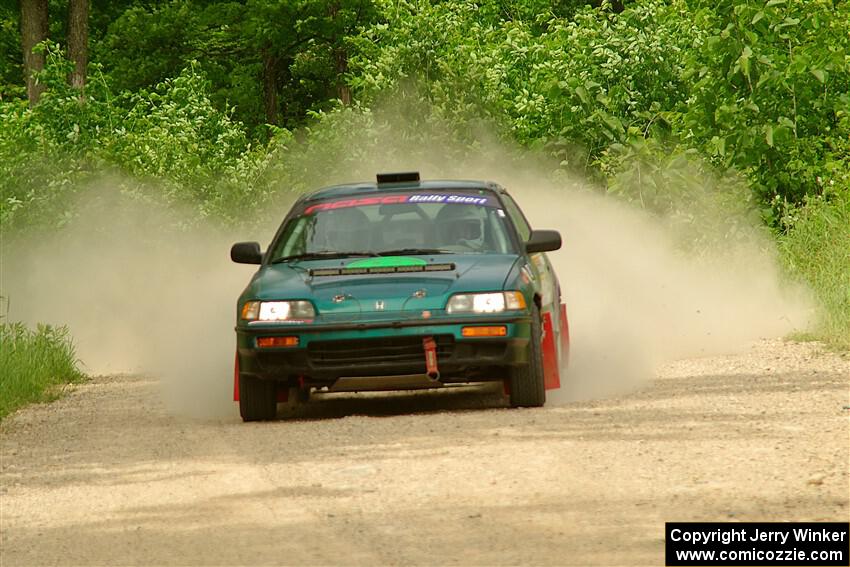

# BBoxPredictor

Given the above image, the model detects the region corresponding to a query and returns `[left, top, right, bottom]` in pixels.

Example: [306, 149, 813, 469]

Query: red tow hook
[423, 336, 440, 380]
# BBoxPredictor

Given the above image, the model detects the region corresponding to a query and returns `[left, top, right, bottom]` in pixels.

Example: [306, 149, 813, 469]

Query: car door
[500, 193, 560, 312]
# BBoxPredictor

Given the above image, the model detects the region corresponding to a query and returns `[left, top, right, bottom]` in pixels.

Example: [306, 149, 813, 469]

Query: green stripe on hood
[346, 256, 428, 268]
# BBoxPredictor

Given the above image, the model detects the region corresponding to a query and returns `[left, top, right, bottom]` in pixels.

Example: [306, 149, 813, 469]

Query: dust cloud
[515, 185, 812, 402]
[1, 185, 269, 419]
[0, 126, 812, 417]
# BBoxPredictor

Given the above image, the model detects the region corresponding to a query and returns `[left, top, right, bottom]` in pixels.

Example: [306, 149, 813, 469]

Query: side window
[501, 194, 532, 242]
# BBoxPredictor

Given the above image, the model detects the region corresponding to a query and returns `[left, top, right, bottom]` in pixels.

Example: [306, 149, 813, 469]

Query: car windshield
[270, 191, 516, 262]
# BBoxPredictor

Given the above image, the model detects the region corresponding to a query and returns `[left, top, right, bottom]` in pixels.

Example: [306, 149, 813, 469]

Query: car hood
[245, 254, 520, 319]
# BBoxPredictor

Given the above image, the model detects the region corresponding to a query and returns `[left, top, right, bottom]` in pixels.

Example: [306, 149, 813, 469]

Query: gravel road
[1, 339, 848, 566]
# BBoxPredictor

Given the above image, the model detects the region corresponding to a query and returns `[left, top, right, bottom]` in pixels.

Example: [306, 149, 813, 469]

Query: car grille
[307, 335, 454, 369]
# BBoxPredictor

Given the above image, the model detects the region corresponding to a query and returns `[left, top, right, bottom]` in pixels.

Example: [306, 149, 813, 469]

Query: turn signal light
[461, 326, 507, 338]
[504, 291, 526, 310]
[257, 336, 299, 348]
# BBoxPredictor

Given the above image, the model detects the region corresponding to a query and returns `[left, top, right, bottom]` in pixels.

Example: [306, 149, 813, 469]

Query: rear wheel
[509, 306, 546, 408]
[239, 375, 277, 421]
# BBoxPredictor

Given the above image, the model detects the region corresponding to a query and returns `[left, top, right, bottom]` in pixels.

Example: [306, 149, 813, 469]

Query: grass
[0, 322, 86, 419]
[779, 188, 850, 351]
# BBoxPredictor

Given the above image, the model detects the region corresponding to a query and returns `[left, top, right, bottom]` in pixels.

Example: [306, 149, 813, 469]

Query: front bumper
[236, 315, 532, 385]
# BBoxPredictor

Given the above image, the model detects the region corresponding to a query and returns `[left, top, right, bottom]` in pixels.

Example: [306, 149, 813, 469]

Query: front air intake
[309, 263, 455, 277]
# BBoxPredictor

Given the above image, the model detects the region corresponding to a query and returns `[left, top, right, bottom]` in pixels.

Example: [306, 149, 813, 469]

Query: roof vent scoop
[377, 171, 420, 184]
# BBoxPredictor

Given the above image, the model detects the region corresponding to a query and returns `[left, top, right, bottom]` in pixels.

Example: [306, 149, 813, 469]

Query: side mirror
[231, 242, 263, 264]
[525, 230, 562, 254]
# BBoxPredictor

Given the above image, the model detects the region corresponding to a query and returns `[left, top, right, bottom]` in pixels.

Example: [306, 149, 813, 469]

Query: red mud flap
[423, 336, 440, 379]
[559, 303, 571, 369]
[542, 311, 561, 390]
[233, 351, 240, 402]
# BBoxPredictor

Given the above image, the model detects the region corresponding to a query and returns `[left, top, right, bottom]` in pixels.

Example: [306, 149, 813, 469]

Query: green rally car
[231, 172, 570, 421]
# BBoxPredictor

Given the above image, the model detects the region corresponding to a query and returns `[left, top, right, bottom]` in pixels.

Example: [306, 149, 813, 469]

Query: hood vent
[310, 263, 455, 277]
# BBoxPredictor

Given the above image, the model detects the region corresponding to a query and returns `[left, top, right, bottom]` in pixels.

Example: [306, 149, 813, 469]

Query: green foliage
[351, 0, 850, 212]
[0, 45, 92, 232]
[0, 4, 23, 100]
[105, 65, 250, 200]
[680, 0, 850, 215]
[351, 0, 701, 169]
[0, 47, 278, 230]
[602, 138, 764, 252]
[0, 43, 119, 232]
[95, 0, 378, 129]
[778, 175, 850, 350]
[95, 2, 200, 94]
[0, 321, 86, 419]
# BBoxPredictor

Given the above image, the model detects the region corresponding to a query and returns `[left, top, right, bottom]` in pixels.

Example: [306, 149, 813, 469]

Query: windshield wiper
[271, 251, 378, 264]
[377, 248, 452, 256]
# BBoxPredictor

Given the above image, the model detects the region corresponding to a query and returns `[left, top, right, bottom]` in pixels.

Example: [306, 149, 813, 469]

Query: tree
[93, 0, 379, 128]
[20, 0, 48, 106]
[67, 0, 87, 90]
[261, 46, 279, 125]
[328, 2, 350, 105]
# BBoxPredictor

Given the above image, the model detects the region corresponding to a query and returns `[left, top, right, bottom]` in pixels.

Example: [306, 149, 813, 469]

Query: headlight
[446, 291, 526, 314]
[241, 300, 316, 322]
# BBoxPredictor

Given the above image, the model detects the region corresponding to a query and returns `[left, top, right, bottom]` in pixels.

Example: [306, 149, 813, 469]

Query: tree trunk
[335, 48, 351, 106]
[67, 0, 88, 91]
[262, 47, 279, 125]
[20, 0, 49, 106]
[328, 2, 351, 105]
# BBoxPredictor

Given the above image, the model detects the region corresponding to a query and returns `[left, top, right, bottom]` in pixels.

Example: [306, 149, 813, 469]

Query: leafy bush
[679, 0, 850, 217]
[0, 321, 86, 419]
[351, 0, 850, 216]
[779, 181, 850, 350]
[351, 1, 703, 170]
[0, 47, 278, 232]
[0, 44, 119, 232]
[601, 137, 765, 253]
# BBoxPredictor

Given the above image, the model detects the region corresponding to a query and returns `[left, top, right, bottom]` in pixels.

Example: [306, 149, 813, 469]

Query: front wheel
[239, 375, 277, 421]
[508, 306, 546, 408]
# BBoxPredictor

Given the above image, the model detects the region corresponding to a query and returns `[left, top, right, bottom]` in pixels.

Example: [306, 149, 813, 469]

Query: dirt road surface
[2, 339, 848, 566]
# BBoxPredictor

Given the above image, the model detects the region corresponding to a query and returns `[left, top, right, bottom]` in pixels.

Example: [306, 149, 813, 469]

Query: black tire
[509, 305, 546, 408]
[239, 375, 277, 422]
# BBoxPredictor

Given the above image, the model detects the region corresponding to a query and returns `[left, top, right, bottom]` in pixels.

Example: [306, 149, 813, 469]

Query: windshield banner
[303, 193, 496, 215]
